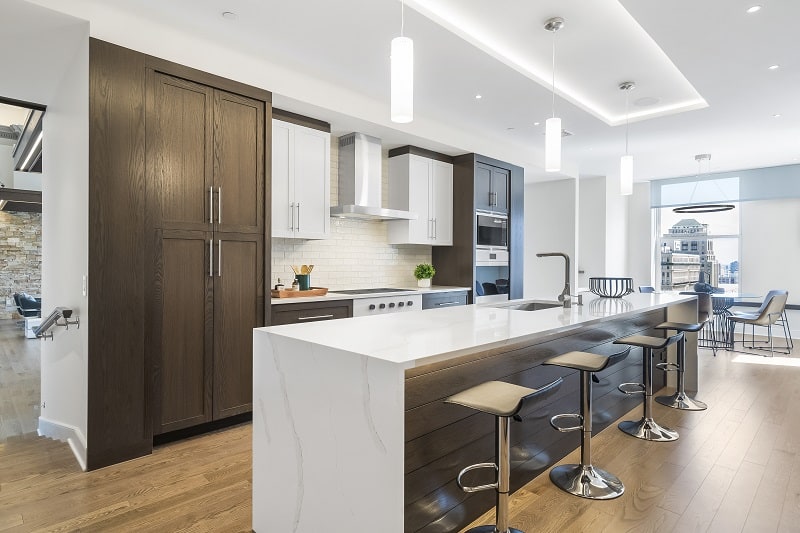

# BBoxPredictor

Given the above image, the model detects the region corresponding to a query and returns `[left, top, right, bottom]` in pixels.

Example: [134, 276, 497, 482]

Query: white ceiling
[24, 0, 800, 184]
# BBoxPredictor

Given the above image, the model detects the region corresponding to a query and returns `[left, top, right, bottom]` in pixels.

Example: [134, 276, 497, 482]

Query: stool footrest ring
[457, 462, 498, 493]
[655, 362, 680, 372]
[618, 382, 645, 395]
[549, 413, 583, 432]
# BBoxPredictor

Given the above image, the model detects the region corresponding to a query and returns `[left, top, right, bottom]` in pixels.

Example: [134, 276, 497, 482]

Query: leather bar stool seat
[614, 333, 683, 442]
[654, 321, 708, 411]
[544, 345, 630, 500]
[446, 377, 563, 533]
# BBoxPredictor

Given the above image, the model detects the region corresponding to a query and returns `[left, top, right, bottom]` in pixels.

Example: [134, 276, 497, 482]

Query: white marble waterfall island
[252, 293, 697, 533]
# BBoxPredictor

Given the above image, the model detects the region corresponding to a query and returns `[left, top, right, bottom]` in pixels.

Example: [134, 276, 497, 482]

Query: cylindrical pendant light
[391, 1, 413, 123]
[619, 81, 635, 196]
[544, 17, 564, 173]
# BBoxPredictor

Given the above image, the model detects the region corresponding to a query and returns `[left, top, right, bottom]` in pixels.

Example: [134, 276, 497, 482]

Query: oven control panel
[352, 294, 423, 317]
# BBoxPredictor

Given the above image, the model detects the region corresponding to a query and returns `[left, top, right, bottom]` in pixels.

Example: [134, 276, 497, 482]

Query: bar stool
[543, 345, 630, 500]
[614, 333, 684, 442]
[446, 377, 563, 533]
[654, 321, 708, 411]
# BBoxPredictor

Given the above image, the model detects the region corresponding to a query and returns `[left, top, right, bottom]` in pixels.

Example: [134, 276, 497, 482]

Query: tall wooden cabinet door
[271, 119, 294, 238]
[149, 72, 213, 231]
[292, 125, 330, 239]
[152, 230, 214, 434]
[432, 160, 453, 245]
[214, 90, 265, 235]
[212, 234, 264, 419]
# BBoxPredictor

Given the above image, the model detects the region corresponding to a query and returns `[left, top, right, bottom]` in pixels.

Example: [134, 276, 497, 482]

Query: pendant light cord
[624, 89, 630, 156]
[401, 0, 405, 37]
[551, 30, 556, 118]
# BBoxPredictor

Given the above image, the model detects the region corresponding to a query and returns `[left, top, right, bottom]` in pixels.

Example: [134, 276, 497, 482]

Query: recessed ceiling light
[746, 5, 762, 13]
[533, 122, 540, 126]
[772, 113, 782, 118]
[506, 127, 515, 130]
[222, 11, 238, 20]
[475, 94, 482, 99]
[634, 96, 661, 107]
[768, 64, 780, 70]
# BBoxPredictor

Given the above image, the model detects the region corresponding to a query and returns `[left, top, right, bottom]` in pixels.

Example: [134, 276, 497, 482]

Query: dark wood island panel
[403, 309, 667, 532]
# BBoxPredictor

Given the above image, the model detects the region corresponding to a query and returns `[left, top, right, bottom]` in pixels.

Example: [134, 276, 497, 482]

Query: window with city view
[658, 206, 740, 293]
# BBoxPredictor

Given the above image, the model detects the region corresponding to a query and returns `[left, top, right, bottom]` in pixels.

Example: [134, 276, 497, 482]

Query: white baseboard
[38, 416, 87, 471]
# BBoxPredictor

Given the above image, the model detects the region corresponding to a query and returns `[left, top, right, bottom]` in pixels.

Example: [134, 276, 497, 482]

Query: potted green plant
[414, 263, 436, 288]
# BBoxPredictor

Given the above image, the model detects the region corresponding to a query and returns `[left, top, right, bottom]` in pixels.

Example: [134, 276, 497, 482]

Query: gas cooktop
[332, 288, 416, 295]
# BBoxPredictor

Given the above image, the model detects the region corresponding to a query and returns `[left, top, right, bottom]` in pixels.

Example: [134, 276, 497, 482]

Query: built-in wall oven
[476, 211, 508, 250]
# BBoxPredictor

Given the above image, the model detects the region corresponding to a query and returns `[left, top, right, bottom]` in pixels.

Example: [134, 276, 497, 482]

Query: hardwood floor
[461, 347, 800, 533]
[1, 346, 798, 532]
[0, 319, 40, 440]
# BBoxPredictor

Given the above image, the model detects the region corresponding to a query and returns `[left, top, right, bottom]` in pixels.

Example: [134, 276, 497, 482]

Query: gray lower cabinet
[421, 291, 468, 310]
[271, 299, 353, 325]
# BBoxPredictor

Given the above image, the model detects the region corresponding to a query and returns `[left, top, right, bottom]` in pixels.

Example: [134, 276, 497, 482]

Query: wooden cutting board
[270, 287, 329, 298]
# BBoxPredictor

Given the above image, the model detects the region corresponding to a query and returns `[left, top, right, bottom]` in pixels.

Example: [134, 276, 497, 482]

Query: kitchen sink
[488, 300, 562, 311]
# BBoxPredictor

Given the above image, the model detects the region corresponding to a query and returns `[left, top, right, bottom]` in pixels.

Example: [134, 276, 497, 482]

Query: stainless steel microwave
[476, 211, 508, 249]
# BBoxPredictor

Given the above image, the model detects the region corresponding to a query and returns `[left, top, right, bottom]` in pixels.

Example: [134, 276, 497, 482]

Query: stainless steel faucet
[536, 252, 577, 308]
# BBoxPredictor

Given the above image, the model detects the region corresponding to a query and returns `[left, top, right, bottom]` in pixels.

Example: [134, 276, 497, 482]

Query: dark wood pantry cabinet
[88, 38, 270, 468]
[147, 70, 265, 434]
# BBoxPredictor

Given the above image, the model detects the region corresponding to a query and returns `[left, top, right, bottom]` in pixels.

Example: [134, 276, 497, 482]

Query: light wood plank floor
[1, 346, 798, 532]
[0, 319, 40, 441]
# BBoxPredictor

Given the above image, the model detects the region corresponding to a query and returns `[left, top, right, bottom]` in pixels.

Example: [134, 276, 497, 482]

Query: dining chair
[727, 291, 790, 356]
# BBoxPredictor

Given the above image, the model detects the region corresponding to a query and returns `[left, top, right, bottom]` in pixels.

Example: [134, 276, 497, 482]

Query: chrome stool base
[618, 417, 679, 442]
[464, 527, 523, 533]
[655, 391, 707, 411]
[550, 463, 625, 500]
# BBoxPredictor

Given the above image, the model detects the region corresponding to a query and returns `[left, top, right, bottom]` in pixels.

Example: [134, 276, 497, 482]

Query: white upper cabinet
[387, 153, 453, 246]
[271, 119, 330, 239]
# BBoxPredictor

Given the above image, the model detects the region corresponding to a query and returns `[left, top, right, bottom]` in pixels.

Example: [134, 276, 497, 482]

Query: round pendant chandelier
[672, 154, 736, 214]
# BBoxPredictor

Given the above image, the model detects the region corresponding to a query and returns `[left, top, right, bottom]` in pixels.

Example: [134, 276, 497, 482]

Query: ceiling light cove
[404, 0, 707, 126]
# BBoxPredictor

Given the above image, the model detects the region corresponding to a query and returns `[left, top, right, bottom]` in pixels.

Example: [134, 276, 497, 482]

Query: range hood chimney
[330, 132, 416, 220]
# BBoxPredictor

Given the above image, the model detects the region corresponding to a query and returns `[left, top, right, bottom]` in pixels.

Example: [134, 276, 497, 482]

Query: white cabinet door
[431, 160, 453, 245]
[293, 126, 330, 239]
[387, 153, 453, 246]
[271, 119, 330, 239]
[407, 154, 432, 244]
[271, 120, 294, 238]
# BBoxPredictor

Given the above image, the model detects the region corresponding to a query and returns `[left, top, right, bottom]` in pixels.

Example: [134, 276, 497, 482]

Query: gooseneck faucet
[536, 252, 574, 308]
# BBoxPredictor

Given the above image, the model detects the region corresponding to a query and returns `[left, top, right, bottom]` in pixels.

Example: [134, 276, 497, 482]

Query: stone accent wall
[0, 211, 42, 319]
[271, 136, 433, 290]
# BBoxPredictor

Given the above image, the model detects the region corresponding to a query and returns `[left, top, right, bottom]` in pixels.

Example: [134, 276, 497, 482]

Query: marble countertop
[259, 292, 696, 367]
[270, 285, 471, 305]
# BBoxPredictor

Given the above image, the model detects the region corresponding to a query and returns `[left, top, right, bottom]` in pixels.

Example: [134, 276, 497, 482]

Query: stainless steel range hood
[330, 132, 416, 220]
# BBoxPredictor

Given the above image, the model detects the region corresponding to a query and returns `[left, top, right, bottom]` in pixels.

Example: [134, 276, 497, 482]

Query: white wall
[578, 177, 605, 287]
[524, 179, 577, 298]
[627, 182, 653, 289]
[1, 1, 90, 466]
[740, 198, 800, 306]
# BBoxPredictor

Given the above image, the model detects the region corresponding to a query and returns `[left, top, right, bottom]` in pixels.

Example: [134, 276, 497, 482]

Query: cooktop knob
[407, 301, 414, 306]
[379, 303, 386, 309]
[389, 302, 395, 308]
[369, 304, 376, 310]
[398, 301, 404, 307]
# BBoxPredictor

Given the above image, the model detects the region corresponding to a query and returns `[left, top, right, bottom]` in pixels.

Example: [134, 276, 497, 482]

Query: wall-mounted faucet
[536, 252, 580, 308]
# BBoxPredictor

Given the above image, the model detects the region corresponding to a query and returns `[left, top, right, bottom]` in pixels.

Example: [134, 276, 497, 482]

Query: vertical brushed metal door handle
[289, 202, 295, 230]
[209, 239, 213, 277]
[217, 187, 222, 224]
[218, 240, 222, 276]
[209, 187, 214, 225]
[296, 203, 300, 231]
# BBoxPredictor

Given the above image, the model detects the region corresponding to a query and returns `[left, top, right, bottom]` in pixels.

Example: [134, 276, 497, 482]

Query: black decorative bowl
[589, 277, 634, 298]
